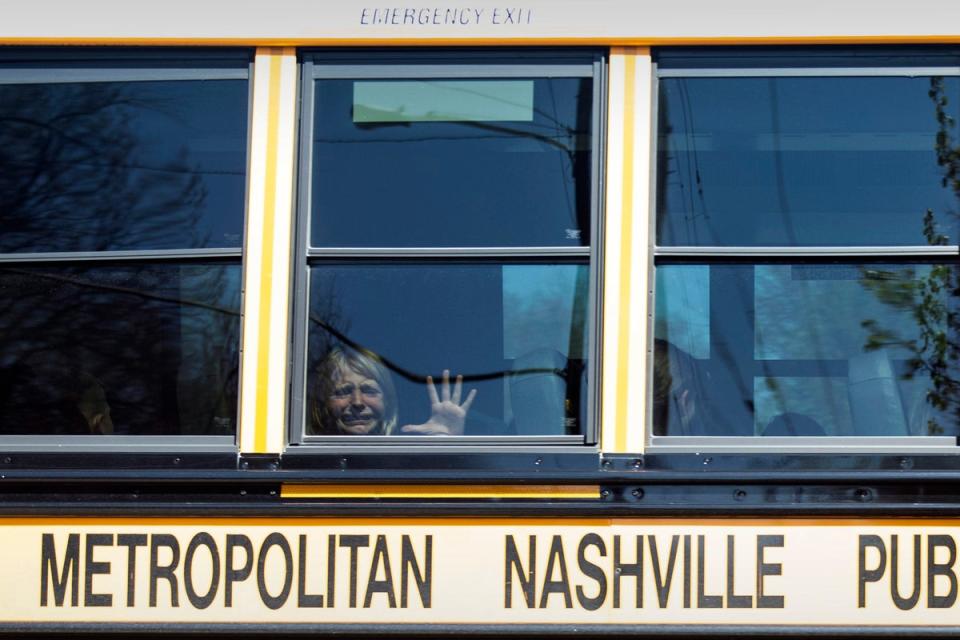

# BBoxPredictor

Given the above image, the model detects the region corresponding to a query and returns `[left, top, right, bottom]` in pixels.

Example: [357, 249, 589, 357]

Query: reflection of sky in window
[502, 265, 586, 359]
[116, 80, 248, 247]
[658, 76, 960, 246]
[0, 78, 248, 251]
[2, 79, 249, 251]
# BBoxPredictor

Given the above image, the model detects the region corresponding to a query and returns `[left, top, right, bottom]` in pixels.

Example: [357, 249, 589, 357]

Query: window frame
[288, 49, 607, 449]
[0, 48, 253, 452]
[647, 47, 960, 453]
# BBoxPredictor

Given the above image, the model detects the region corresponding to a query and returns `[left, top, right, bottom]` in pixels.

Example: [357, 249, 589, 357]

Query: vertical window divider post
[238, 47, 299, 456]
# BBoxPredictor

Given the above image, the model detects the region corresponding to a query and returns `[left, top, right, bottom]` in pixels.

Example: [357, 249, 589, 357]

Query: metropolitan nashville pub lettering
[37, 529, 960, 615]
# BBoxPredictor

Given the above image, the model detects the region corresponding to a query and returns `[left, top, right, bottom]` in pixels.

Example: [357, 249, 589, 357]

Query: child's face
[326, 366, 386, 435]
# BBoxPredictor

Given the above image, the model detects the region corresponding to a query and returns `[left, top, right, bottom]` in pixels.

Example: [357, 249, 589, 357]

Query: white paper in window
[353, 80, 534, 122]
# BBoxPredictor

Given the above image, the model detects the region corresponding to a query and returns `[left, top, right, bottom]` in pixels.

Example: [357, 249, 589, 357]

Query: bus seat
[509, 348, 568, 436]
[762, 412, 826, 436]
[847, 350, 908, 436]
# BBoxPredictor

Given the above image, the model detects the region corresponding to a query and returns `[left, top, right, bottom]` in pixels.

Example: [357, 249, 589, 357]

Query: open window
[0, 50, 251, 450]
[290, 50, 604, 445]
[651, 47, 960, 451]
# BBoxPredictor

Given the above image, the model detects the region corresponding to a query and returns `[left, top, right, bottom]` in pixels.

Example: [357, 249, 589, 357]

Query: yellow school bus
[1, 0, 960, 636]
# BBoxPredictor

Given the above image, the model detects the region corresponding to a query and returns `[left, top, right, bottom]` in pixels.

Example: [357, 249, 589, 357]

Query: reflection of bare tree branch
[0, 82, 215, 252]
[0, 80, 242, 435]
[0, 264, 240, 436]
[5, 159, 243, 177]
[0, 267, 240, 318]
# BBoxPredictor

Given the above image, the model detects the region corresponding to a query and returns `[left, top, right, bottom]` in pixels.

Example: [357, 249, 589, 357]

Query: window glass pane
[0, 263, 241, 435]
[312, 77, 593, 248]
[654, 263, 960, 437]
[0, 79, 248, 252]
[305, 263, 589, 436]
[657, 76, 960, 246]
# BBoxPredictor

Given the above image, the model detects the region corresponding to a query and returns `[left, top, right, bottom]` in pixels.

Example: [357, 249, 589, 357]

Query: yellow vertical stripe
[253, 50, 284, 453]
[614, 51, 637, 452]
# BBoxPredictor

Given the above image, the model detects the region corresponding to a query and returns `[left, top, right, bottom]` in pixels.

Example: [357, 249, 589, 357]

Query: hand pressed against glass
[401, 369, 477, 436]
[326, 368, 386, 435]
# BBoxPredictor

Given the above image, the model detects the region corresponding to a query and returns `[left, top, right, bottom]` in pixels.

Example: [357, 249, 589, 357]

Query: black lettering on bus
[297, 534, 323, 608]
[149, 534, 180, 607]
[504, 534, 535, 608]
[401, 534, 432, 608]
[891, 534, 921, 610]
[927, 534, 957, 608]
[612, 534, 642, 608]
[184, 532, 220, 610]
[726, 535, 752, 608]
[257, 532, 293, 610]
[858, 534, 886, 608]
[84, 533, 113, 607]
[756, 535, 784, 608]
[576, 533, 607, 611]
[649, 534, 679, 609]
[683, 535, 692, 608]
[364, 534, 396, 608]
[326, 534, 337, 608]
[41, 533, 79, 607]
[225, 534, 253, 607]
[117, 534, 147, 607]
[696, 535, 722, 608]
[539, 535, 572, 608]
[339, 534, 370, 608]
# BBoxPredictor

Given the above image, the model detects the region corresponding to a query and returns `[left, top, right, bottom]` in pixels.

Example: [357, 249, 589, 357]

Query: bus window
[311, 76, 592, 248]
[291, 51, 602, 443]
[651, 48, 960, 447]
[0, 50, 250, 442]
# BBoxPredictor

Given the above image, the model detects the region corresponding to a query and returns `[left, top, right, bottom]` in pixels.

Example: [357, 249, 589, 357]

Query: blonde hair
[311, 347, 398, 435]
